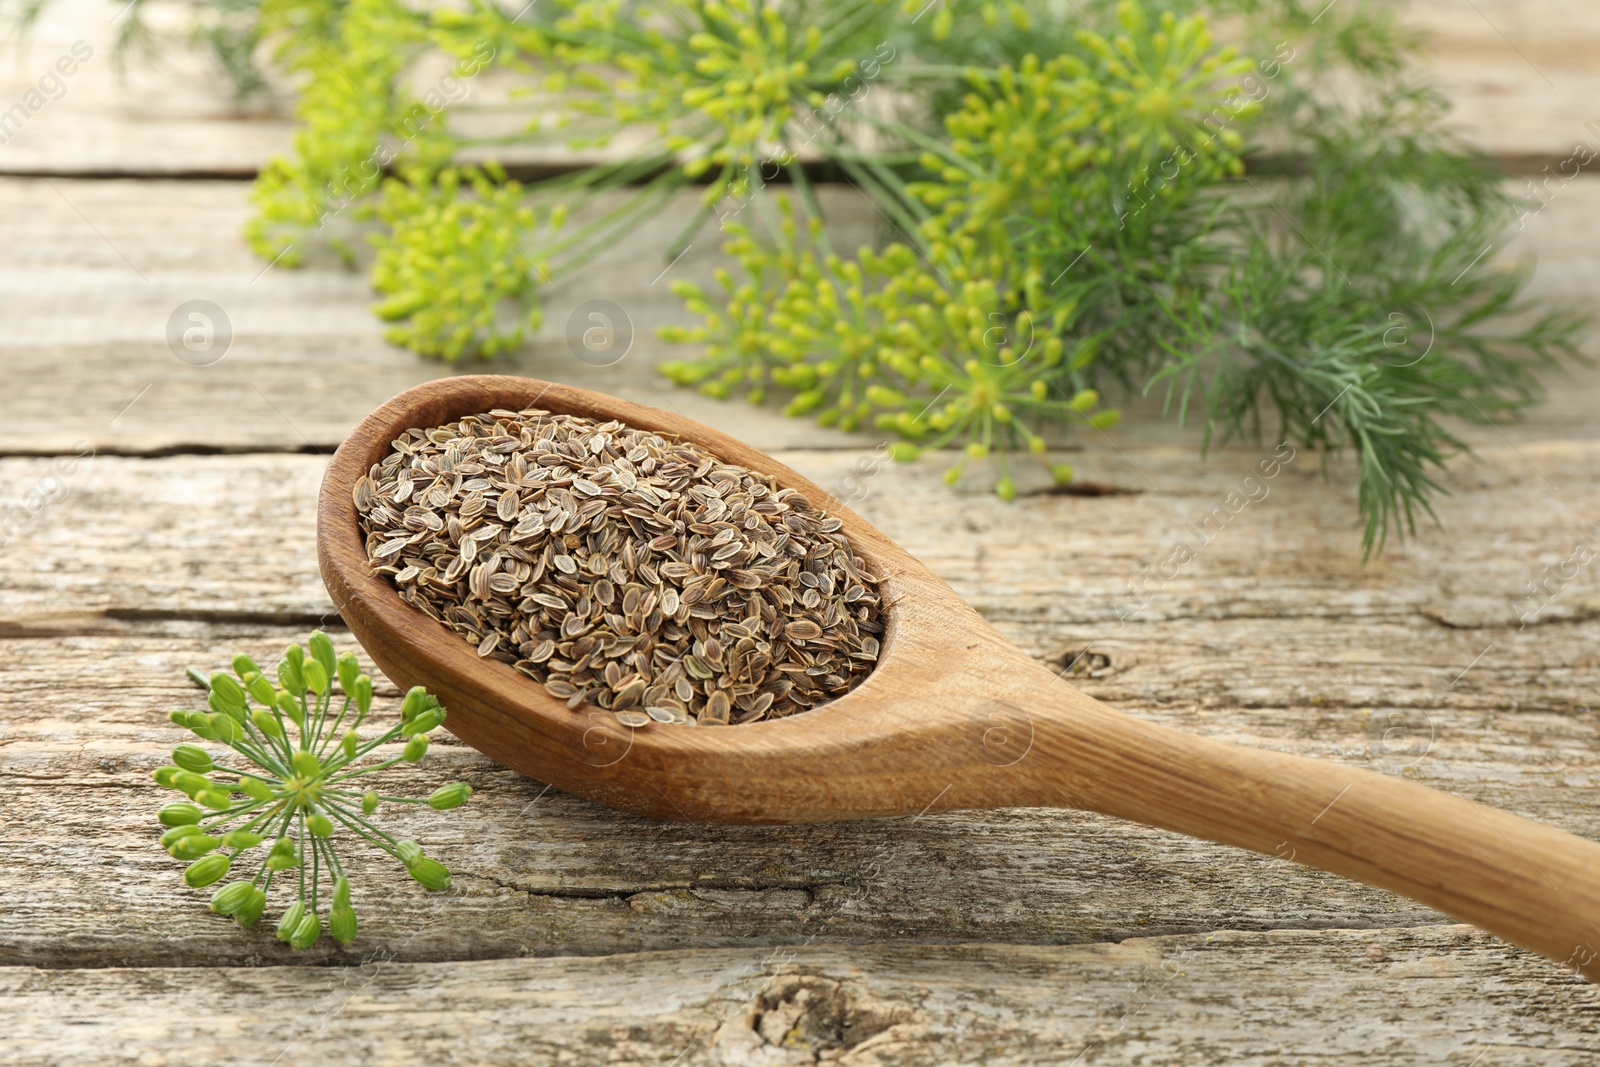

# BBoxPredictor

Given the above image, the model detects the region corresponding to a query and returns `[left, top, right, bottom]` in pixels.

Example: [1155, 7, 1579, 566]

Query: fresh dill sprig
[664, 1, 1586, 554]
[665, 6, 1253, 496]
[62, 0, 1588, 554]
[154, 631, 471, 950]
[216, 0, 916, 359]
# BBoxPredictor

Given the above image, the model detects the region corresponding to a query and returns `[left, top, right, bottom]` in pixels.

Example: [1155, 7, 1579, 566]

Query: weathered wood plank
[2, 675, 1592, 968]
[6, 1, 1597, 1045]
[5, 444, 1597, 720]
[1410, 0, 1600, 165]
[0, 715, 1447, 968]
[5, 931, 1597, 1066]
[5, 441, 1600, 631]
[3, 173, 1595, 457]
[1, 624, 1590, 968]
[0, 0, 295, 177]
[0, 179, 889, 454]
[3, 0, 1597, 176]
[1, 441, 1596, 966]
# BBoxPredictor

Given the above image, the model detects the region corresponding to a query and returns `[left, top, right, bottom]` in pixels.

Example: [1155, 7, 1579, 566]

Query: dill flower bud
[232, 653, 261, 679]
[208, 673, 248, 717]
[158, 803, 202, 827]
[185, 716, 219, 742]
[241, 776, 273, 802]
[402, 735, 429, 762]
[400, 686, 429, 721]
[170, 710, 206, 735]
[160, 824, 203, 849]
[276, 899, 305, 942]
[308, 631, 337, 679]
[337, 652, 360, 696]
[172, 770, 213, 797]
[235, 887, 267, 927]
[251, 709, 283, 738]
[210, 880, 255, 916]
[222, 831, 264, 849]
[290, 912, 320, 950]
[276, 690, 303, 726]
[342, 730, 359, 760]
[209, 712, 242, 744]
[405, 854, 452, 892]
[302, 659, 329, 695]
[171, 744, 213, 774]
[170, 833, 222, 860]
[329, 876, 357, 943]
[277, 654, 305, 697]
[405, 706, 446, 736]
[245, 672, 277, 707]
[362, 790, 379, 815]
[306, 814, 334, 838]
[330, 903, 358, 945]
[153, 765, 182, 788]
[267, 840, 300, 870]
[428, 782, 472, 810]
[292, 749, 321, 779]
[184, 853, 231, 888]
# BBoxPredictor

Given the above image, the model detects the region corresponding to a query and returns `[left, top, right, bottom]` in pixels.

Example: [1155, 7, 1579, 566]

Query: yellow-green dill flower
[154, 631, 472, 950]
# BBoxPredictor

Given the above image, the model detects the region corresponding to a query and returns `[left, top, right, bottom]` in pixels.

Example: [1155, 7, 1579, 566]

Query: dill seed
[354, 406, 883, 727]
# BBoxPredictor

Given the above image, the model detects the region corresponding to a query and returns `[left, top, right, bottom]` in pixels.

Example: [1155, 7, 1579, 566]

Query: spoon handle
[1017, 684, 1600, 979]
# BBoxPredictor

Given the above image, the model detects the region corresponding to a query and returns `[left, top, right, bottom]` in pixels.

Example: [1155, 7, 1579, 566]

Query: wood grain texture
[5, 931, 1598, 1067]
[2, 438, 1598, 970]
[1, 697, 1443, 969]
[9, 442, 1600, 638]
[1, 173, 1595, 457]
[313, 377, 1600, 977]
[1, 613, 1595, 968]
[0, 179, 888, 455]
[1409, 0, 1600, 166]
[0, 0, 294, 177]
[8, 0, 1600, 1047]
[4, 0, 1598, 177]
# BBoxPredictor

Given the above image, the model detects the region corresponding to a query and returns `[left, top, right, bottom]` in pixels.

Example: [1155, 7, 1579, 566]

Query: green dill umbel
[154, 631, 470, 950]
[89, 0, 1586, 554]
[666, 1, 1587, 554]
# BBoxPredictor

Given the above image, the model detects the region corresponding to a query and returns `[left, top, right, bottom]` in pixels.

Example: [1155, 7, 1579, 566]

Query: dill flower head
[154, 632, 472, 950]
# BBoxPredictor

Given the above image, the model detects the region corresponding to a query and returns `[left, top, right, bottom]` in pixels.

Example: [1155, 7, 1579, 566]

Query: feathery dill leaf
[45, 0, 1586, 554]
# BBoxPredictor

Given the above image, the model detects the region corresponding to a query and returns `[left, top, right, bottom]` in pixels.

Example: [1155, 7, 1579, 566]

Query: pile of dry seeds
[354, 407, 883, 726]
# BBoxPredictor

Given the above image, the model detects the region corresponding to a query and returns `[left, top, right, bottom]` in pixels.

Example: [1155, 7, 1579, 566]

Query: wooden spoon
[319, 374, 1600, 979]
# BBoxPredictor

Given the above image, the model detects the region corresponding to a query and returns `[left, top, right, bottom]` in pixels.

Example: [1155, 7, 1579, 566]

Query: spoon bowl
[320, 374, 1600, 979]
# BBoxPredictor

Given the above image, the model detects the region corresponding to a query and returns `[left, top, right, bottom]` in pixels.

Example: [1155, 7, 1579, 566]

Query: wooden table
[5, 2, 1599, 1062]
